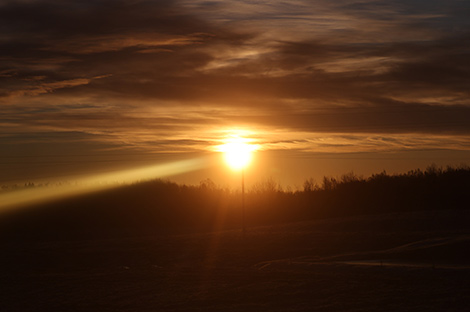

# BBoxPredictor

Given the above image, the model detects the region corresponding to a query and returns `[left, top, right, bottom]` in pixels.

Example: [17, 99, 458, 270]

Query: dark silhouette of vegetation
[0, 165, 468, 242]
[295, 164, 469, 218]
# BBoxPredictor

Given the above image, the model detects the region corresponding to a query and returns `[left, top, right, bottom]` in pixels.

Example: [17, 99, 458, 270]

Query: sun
[222, 142, 252, 170]
[216, 135, 259, 171]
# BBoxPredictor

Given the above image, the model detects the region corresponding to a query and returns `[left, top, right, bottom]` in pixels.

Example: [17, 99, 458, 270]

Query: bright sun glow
[217, 135, 259, 170]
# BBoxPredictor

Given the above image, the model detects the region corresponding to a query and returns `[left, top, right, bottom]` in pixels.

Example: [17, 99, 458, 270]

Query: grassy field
[1, 209, 468, 311]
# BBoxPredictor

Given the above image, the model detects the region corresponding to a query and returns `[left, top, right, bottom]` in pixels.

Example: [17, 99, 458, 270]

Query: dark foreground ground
[1, 209, 469, 311]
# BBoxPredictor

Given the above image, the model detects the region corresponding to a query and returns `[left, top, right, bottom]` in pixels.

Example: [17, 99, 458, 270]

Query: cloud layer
[1, 0, 470, 182]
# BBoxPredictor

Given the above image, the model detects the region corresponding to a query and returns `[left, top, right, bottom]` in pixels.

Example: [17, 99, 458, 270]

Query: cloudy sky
[1, 0, 469, 187]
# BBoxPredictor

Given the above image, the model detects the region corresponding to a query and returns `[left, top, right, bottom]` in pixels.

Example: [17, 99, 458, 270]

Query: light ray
[0, 157, 206, 212]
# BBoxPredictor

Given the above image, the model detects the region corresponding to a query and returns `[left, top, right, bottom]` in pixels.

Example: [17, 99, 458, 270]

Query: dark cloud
[2, 0, 468, 106]
[0, 0, 250, 99]
[1, 0, 469, 168]
[0, 0, 200, 37]
[260, 104, 470, 135]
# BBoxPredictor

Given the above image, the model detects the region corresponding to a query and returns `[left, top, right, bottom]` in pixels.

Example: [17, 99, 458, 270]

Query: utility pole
[242, 168, 246, 237]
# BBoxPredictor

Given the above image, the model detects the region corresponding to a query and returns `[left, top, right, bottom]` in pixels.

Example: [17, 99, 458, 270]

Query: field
[1, 208, 468, 311]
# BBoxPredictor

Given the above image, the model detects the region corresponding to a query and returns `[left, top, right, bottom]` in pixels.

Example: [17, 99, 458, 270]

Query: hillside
[0, 166, 469, 311]
[0, 165, 469, 242]
[0, 210, 468, 311]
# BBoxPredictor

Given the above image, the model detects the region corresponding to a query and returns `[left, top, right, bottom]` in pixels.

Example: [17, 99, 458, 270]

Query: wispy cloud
[1, 0, 469, 182]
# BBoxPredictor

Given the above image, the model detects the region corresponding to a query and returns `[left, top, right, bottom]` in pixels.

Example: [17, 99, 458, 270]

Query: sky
[1, 0, 470, 189]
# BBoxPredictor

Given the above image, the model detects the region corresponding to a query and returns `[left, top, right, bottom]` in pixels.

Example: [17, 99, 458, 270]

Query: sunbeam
[0, 157, 207, 212]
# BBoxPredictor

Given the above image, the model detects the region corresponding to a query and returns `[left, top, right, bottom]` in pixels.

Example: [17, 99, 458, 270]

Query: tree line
[0, 164, 468, 242]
